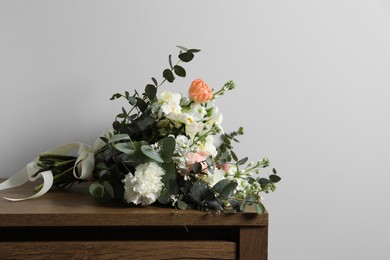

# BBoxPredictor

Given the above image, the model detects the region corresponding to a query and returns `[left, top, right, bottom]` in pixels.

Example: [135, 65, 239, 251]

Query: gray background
[1, 1, 389, 259]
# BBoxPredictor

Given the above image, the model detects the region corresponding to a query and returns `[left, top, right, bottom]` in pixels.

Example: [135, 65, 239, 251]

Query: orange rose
[188, 79, 213, 103]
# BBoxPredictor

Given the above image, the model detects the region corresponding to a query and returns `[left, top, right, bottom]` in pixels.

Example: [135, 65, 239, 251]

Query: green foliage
[89, 181, 114, 203]
[163, 69, 175, 83]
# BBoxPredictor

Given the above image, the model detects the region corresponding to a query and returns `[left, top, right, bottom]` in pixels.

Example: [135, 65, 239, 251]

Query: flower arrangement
[0, 46, 280, 214]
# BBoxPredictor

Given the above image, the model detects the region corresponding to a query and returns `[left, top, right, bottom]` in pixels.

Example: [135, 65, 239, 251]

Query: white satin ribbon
[0, 142, 99, 201]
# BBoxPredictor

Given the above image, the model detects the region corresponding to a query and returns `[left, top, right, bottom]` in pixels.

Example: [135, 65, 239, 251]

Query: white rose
[122, 162, 165, 206]
[159, 90, 182, 115]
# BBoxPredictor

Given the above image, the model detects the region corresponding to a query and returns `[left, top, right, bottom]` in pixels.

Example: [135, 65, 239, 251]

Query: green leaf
[108, 134, 131, 144]
[187, 49, 201, 53]
[89, 183, 104, 199]
[173, 65, 186, 77]
[176, 45, 188, 52]
[192, 162, 202, 174]
[177, 200, 188, 210]
[269, 174, 281, 183]
[236, 157, 248, 166]
[189, 181, 210, 202]
[145, 84, 157, 100]
[168, 179, 179, 196]
[114, 143, 135, 155]
[96, 162, 109, 170]
[158, 188, 170, 204]
[136, 98, 148, 112]
[103, 181, 114, 198]
[116, 113, 126, 119]
[163, 69, 175, 83]
[220, 182, 238, 200]
[256, 203, 265, 214]
[110, 93, 121, 100]
[231, 150, 238, 161]
[169, 54, 173, 69]
[151, 77, 158, 87]
[258, 178, 272, 189]
[159, 136, 176, 163]
[141, 145, 164, 163]
[213, 179, 230, 194]
[128, 96, 137, 105]
[136, 116, 155, 130]
[161, 161, 176, 184]
[178, 52, 194, 62]
[273, 168, 277, 174]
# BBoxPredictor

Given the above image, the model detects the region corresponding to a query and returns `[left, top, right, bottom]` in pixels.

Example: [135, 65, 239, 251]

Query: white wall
[1, 1, 389, 259]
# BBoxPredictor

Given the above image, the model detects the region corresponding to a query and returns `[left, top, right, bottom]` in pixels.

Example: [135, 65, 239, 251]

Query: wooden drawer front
[0, 241, 237, 259]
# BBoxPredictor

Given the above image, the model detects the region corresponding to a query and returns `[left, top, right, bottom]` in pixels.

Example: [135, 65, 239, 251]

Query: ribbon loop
[0, 143, 96, 201]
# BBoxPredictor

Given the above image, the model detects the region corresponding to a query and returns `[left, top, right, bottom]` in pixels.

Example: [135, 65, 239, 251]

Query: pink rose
[185, 151, 209, 172]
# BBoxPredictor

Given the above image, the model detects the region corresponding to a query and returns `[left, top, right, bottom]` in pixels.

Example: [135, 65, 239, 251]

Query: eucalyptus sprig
[109, 46, 201, 142]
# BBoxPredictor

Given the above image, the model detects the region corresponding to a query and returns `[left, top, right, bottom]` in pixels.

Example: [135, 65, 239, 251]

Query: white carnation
[122, 162, 165, 206]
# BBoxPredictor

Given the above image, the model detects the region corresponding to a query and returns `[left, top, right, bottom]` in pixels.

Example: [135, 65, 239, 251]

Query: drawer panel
[0, 240, 237, 259]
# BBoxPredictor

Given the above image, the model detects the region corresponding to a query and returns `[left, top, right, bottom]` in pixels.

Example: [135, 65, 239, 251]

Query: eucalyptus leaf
[187, 48, 201, 53]
[141, 145, 164, 163]
[174, 65, 186, 77]
[236, 157, 248, 166]
[158, 188, 170, 204]
[256, 203, 265, 214]
[114, 143, 135, 155]
[213, 179, 231, 194]
[169, 54, 173, 69]
[145, 84, 157, 100]
[176, 45, 188, 52]
[178, 52, 194, 62]
[128, 96, 137, 105]
[89, 183, 104, 199]
[159, 136, 176, 163]
[177, 200, 188, 210]
[151, 77, 158, 87]
[136, 116, 154, 130]
[163, 69, 175, 83]
[161, 161, 176, 184]
[220, 181, 238, 200]
[168, 179, 179, 196]
[231, 150, 238, 161]
[136, 98, 148, 112]
[189, 181, 209, 202]
[269, 174, 281, 183]
[108, 134, 131, 144]
[103, 181, 115, 198]
[110, 93, 121, 100]
[258, 178, 272, 189]
[192, 162, 202, 174]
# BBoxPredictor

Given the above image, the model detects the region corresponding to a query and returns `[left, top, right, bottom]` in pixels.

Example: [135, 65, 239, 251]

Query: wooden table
[0, 180, 268, 259]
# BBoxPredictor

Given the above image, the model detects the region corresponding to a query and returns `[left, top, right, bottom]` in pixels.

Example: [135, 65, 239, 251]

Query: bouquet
[0, 46, 280, 214]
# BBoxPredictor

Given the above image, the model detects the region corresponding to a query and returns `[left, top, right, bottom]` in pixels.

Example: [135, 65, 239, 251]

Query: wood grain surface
[0, 179, 268, 227]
